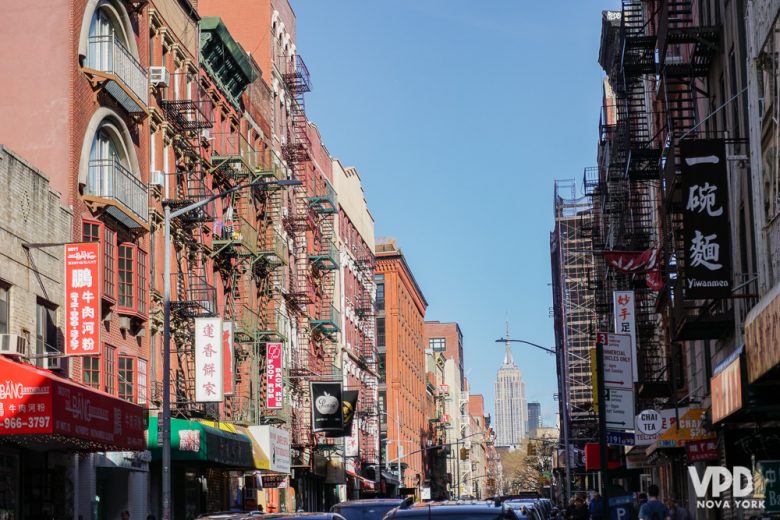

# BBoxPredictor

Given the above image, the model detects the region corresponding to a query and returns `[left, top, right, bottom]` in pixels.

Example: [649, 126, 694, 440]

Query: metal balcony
[161, 99, 213, 132]
[310, 304, 340, 336]
[309, 240, 339, 271]
[86, 35, 148, 113]
[308, 183, 337, 214]
[172, 271, 217, 317]
[213, 216, 259, 257]
[258, 228, 289, 267]
[84, 158, 149, 229]
[259, 309, 289, 341]
[211, 132, 261, 179]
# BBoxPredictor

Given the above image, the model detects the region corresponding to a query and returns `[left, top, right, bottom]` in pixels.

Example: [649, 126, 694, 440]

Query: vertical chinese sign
[222, 322, 234, 396]
[266, 343, 283, 409]
[680, 139, 731, 299]
[195, 317, 223, 402]
[613, 290, 637, 382]
[65, 242, 101, 355]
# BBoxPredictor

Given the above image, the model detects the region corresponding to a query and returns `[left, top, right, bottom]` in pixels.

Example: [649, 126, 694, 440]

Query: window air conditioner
[201, 128, 211, 142]
[0, 334, 27, 357]
[149, 66, 170, 87]
[150, 170, 165, 187]
[119, 316, 132, 331]
[43, 357, 62, 370]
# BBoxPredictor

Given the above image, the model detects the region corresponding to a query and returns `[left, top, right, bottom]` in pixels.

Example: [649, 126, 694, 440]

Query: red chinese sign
[195, 317, 223, 402]
[65, 242, 101, 355]
[686, 439, 719, 462]
[223, 322, 234, 396]
[0, 356, 145, 450]
[266, 343, 283, 409]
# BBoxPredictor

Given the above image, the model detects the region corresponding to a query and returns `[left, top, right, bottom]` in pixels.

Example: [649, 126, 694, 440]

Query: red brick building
[375, 240, 428, 492]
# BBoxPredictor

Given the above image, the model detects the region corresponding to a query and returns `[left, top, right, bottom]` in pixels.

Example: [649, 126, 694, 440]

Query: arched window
[86, 126, 127, 198]
[87, 2, 131, 70]
[81, 114, 147, 228]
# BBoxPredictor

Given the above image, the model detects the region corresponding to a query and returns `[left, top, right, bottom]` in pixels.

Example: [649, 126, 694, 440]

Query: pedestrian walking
[566, 496, 590, 520]
[666, 499, 689, 520]
[588, 491, 604, 520]
[638, 485, 670, 520]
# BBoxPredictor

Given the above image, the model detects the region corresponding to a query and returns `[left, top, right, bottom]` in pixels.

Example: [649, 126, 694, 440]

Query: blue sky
[293, 1, 619, 426]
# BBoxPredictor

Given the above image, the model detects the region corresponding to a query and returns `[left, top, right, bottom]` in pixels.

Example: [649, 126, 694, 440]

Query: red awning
[0, 356, 146, 451]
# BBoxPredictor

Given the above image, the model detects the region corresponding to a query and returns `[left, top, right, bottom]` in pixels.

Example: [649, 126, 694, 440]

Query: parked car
[331, 499, 408, 520]
[260, 514, 348, 520]
[196, 512, 265, 519]
[382, 501, 517, 519]
[504, 501, 545, 520]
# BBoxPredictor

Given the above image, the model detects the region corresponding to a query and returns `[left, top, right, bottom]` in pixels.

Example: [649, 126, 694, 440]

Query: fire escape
[654, 0, 729, 344]
[279, 53, 323, 452]
[354, 251, 378, 466]
[159, 73, 218, 418]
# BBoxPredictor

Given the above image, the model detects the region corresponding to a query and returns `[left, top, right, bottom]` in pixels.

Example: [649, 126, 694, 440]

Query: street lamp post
[495, 337, 572, 503]
[160, 177, 301, 520]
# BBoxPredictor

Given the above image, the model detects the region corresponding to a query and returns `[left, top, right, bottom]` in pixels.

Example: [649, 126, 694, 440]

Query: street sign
[610, 503, 634, 520]
[597, 332, 633, 390]
[609, 495, 635, 507]
[605, 387, 635, 430]
[607, 430, 636, 446]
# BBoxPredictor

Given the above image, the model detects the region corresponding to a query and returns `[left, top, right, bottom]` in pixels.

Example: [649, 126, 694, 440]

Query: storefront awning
[0, 356, 146, 451]
[147, 416, 253, 468]
[647, 408, 715, 455]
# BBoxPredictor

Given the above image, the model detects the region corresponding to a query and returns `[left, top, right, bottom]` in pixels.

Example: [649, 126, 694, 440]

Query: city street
[0, 1, 778, 519]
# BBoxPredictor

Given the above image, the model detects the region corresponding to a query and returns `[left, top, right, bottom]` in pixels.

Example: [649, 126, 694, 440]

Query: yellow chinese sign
[655, 408, 715, 448]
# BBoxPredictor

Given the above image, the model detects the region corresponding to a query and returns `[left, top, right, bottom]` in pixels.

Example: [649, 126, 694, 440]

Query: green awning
[147, 416, 253, 468]
[199, 17, 257, 84]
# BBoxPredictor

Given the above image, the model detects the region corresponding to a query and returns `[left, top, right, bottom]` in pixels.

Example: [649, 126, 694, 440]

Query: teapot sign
[311, 382, 344, 433]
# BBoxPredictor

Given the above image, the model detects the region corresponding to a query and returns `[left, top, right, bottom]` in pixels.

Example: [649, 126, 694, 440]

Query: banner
[613, 291, 638, 382]
[311, 382, 344, 433]
[222, 322, 234, 396]
[64, 242, 101, 355]
[325, 390, 359, 438]
[681, 139, 731, 299]
[195, 317, 223, 402]
[603, 249, 658, 272]
[266, 343, 283, 409]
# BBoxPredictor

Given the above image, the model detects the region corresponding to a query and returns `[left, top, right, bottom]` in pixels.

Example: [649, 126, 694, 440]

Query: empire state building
[494, 336, 527, 447]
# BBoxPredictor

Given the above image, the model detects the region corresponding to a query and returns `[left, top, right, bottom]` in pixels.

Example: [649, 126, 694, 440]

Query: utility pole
[595, 339, 610, 520]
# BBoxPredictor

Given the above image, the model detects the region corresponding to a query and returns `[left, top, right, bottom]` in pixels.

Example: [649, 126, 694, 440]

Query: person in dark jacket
[566, 496, 590, 520]
[588, 492, 603, 520]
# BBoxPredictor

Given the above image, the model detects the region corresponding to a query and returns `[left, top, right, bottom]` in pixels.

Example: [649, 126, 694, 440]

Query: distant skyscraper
[494, 327, 527, 447]
[528, 402, 542, 438]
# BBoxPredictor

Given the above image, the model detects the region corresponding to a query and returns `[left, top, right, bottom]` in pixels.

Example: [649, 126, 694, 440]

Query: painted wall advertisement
[680, 139, 731, 299]
[194, 317, 223, 402]
[64, 242, 101, 355]
[266, 343, 283, 409]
